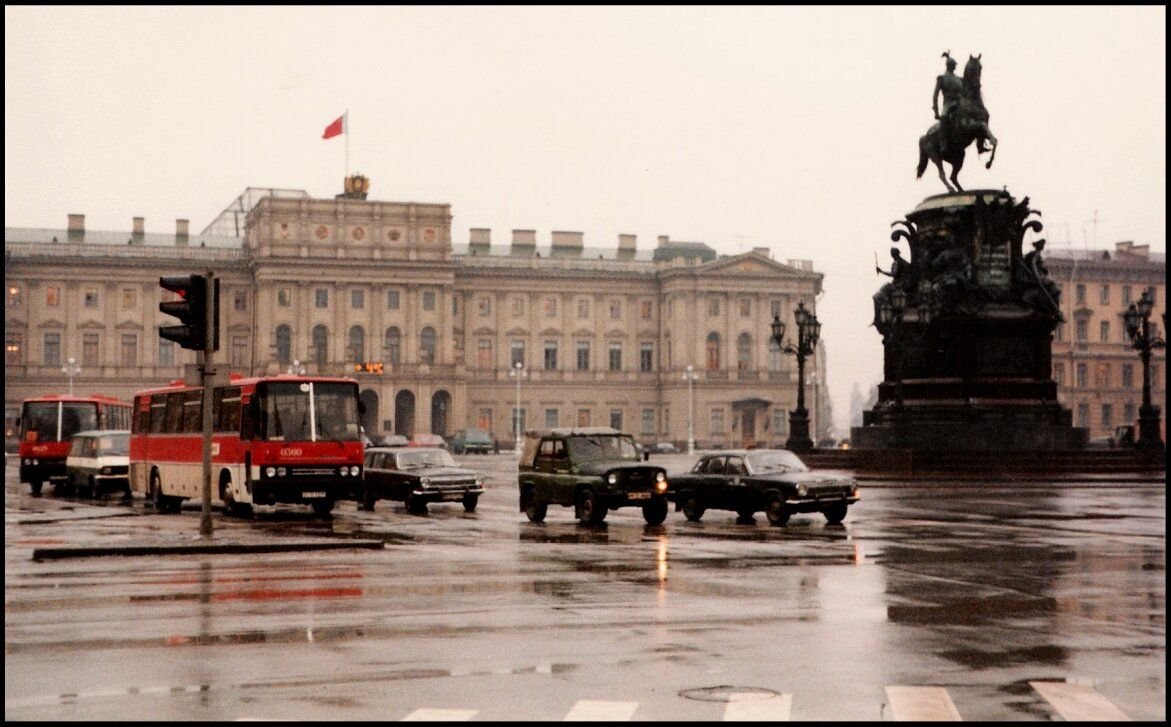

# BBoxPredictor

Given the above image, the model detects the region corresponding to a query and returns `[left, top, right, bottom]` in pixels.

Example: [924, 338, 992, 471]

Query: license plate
[628, 491, 651, 500]
[442, 492, 463, 501]
[303, 491, 326, 499]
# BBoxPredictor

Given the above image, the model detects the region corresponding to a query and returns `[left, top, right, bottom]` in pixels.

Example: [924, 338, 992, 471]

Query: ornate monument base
[852, 190, 1088, 452]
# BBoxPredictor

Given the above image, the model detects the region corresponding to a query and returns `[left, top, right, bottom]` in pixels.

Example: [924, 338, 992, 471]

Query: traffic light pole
[199, 271, 215, 539]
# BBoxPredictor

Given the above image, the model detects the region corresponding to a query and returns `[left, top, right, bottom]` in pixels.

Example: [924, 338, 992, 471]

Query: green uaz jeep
[518, 427, 670, 525]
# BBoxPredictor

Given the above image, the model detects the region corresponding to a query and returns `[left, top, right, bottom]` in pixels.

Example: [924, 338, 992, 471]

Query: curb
[31, 539, 386, 561]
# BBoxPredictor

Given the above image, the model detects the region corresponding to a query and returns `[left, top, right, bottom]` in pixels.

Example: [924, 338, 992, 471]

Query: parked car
[65, 430, 131, 499]
[517, 427, 670, 525]
[361, 446, 485, 514]
[408, 433, 447, 449]
[653, 442, 679, 454]
[380, 434, 410, 447]
[450, 427, 495, 454]
[668, 449, 859, 526]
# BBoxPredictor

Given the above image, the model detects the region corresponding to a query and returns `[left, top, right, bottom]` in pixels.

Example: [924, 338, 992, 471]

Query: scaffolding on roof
[199, 187, 311, 238]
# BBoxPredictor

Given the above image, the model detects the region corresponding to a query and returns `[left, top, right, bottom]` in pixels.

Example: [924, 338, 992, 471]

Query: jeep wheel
[311, 499, 334, 517]
[578, 489, 607, 525]
[736, 507, 756, 523]
[682, 494, 705, 522]
[765, 494, 790, 526]
[522, 489, 547, 523]
[361, 488, 377, 512]
[29, 481, 43, 497]
[643, 498, 668, 525]
[823, 500, 848, 525]
[462, 493, 479, 513]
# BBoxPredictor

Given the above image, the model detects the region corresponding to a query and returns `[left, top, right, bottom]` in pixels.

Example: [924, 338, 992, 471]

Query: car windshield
[396, 449, 457, 469]
[566, 434, 640, 463]
[745, 450, 809, 474]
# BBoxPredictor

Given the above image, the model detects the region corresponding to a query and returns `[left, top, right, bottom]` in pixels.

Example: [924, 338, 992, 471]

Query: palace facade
[5, 183, 830, 449]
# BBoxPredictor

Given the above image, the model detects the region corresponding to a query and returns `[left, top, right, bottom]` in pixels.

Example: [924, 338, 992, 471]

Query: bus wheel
[30, 481, 42, 497]
[311, 499, 334, 517]
[150, 472, 179, 513]
[221, 481, 253, 518]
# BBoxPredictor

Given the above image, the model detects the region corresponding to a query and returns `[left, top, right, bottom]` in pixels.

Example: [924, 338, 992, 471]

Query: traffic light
[159, 274, 220, 351]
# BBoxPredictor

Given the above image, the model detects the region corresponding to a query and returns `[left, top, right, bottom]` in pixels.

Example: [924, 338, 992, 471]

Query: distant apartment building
[1046, 241, 1166, 439]
[5, 182, 831, 448]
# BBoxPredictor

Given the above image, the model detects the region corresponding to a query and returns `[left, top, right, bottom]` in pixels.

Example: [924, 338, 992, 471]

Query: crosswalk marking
[1030, 681, 1130, 721]
[885, 686, 962, 721]
[402, 708, 478, 721]
[564, 700, 639, 721]
[722, 693, 792, 721]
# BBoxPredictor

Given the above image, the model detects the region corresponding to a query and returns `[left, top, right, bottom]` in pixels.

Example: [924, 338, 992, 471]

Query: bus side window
[241, 398, 256, 440]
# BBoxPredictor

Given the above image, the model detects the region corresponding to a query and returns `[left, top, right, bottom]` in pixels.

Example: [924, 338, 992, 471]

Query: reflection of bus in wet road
[18, 394, 132, 496]
[130, 374, 364, 516]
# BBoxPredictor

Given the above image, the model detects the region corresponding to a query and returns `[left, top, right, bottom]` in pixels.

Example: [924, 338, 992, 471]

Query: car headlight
[655, 472, 666, 483]
[655, 479, 668, 493]
[607, 473, 618, 485]
[796, 484, 808, 496]
[851, 483, 860, 497]
[420, 477, 431, 487]
[101, 467, 112, 475]
[475, 477, 484, 487]
[266, 466, 276, 478]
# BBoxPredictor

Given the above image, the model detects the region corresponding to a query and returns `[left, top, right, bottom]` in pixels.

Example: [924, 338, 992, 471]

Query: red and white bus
[130, 374, 364, 516]
[19, 394, 133, 496]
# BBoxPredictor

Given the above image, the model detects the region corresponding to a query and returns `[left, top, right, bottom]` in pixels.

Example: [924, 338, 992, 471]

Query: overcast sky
[5, 6, 1166, 435]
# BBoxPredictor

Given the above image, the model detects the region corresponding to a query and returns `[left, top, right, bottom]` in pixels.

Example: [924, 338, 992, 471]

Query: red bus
[129, 374, 364, 516]
[19, 394, 133, 496]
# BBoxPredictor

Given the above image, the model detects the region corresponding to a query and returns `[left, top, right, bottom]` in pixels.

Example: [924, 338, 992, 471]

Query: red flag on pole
[322, 113, 346, 140]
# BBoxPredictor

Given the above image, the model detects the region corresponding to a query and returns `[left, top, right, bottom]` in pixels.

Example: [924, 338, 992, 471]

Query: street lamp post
[61, 356, 81, 396]
[287, 359, 306, 375]
[509, 361, 527, 455]
[771, 301, 821, 453]
[683, 365, 698, 455]
[1123, 289, 1166, 450]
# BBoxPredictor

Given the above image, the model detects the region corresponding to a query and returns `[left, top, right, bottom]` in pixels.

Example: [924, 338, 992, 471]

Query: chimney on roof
[551, 230, 584, 257]
[67, 214, 85, 242]
[469, 227, 490, 255]
[1115, 240, 1150, 260]
[511, 229, 536, 255]
[657, 235, 670, 247]
[176, 219, 190, 246]
[617, 234, 637, 260]
[752, 246, 770, 258]
[131, 217, 145, 245]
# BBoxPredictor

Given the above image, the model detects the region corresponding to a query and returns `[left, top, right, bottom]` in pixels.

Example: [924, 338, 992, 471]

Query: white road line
[402, 708, 478, 721]
[885, 686, 962, 721]
[722, 693, 792, 721]
[564, 700, 639, 721]
[1030, 681, 1131, 721]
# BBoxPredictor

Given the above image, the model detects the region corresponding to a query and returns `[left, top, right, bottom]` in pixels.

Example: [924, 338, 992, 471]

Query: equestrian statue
[917, 51, 999, 192]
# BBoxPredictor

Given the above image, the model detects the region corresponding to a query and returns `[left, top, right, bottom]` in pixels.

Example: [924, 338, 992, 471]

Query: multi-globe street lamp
[287, 359, 306, 375]
[61, 356, 81, 396]
[1122, 288, 1165, 450]
[770, 301, 821, 453]
[682, 365, 698, 455]
[509, 361, 527, 455]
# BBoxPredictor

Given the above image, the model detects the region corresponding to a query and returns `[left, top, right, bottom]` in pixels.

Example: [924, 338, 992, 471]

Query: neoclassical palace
[5, 182, 830, 448]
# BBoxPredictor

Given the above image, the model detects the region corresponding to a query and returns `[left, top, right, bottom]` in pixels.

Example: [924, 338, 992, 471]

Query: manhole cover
[679, 686, 779, 703]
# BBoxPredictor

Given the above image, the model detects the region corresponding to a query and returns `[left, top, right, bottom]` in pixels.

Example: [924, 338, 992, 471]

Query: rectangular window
[1076, 363, 1088, 388]
[543, 341, 558, 370]
[544, 297, 558, 317]
[158, 338, 175, 368]
[1124, 402, 1136, 423]
[478, 296, 491, 316]
[1075, 284, 1086, 305]
[1075, 319, 1087, 341]
[82, 333, 99, 368]
[708, 298, 720, 317]
[452, 296, 458, 315]
[511, 297, 524, 317]
[233, 290, 248, 312]
[5, 332, 22, 366]
[609, 300, 622, 320]
[772, 408, 787, 437]
[277, 288, 291, 307]
[1152, 365, 1160, 390]
[1053, 362, 1065, 385]
[351, 290, 365, 309]
[1100, 321, 1110, 342]
[639, 342, 654, 372]
[1122, 364, 1134, 388]
[544, 408, 559, 428]
[477, 408, 494, 435]
[640, 300, 653, 320]
[387, 289, 400, 309]
[422, 290, 436, 311]
[7, 285, 21, 307]
[120, 334, 138, 367]
[476, 340, 492, 368]
[739, 298, 751, 317]
[46, 286, 61, 307]
[577, 408, 591, 427]
[577, 298, 590, 319]
[641, 408, 655, 435]
[84, 288, 100, 308]
[230, 335, 248, 368]
[710, 408, 725, 433]
[43, 332, 61, 367]
[608, 342, 622, 371]
[576, 341, 590, 371]
[1101, 404, 1113, 428]
[770, 300, 782, 318]
[1055, 323, 1065, 342]
[122, 288, 136, 310]
[1099, 285, 1110, 305]
[1148, 287, 1158, 306]
[609, 409, 623, 431]
[315, 289, 329, 308]
[1122, 286, 1132, 305]
[510, 341, 525, 367]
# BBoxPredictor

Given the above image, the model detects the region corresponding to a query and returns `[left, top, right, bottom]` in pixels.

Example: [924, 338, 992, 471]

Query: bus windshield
[256, 381, 360, 442]
[21, 402, 98, 442]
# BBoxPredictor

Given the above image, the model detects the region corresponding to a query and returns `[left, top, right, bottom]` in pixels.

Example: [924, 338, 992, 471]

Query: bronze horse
[917, 55, 999, 192]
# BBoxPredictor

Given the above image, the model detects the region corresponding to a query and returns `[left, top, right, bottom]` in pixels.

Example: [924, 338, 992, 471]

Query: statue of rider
[933, 51, 964, 152]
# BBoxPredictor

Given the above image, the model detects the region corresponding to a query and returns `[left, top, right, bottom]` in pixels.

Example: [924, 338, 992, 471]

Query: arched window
[420, 327, 437, 365]
[385, 327, 401, 365]
[348, 326, 365, 363]
[312, 325, 329, 366]
[275, 325, 292, 365]
[706, 332, 721, 370]
[737, 332, 752, 371]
